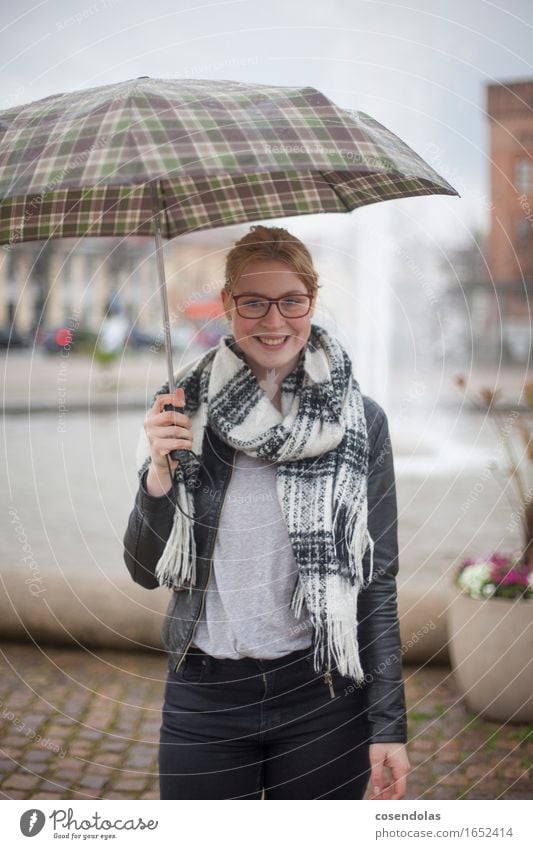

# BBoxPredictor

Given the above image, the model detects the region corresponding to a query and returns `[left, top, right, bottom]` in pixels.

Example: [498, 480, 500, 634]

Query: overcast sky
[1, 0, 532, 280]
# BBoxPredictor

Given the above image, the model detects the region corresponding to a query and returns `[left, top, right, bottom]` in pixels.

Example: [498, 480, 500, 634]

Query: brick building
[487, 79, 533, 361]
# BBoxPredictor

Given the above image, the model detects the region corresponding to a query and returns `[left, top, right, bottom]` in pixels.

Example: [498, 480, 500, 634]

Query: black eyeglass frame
[230, 293, 313, 319]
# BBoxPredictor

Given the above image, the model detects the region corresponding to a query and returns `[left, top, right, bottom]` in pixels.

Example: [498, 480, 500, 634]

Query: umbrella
[0, 76, 458, 436]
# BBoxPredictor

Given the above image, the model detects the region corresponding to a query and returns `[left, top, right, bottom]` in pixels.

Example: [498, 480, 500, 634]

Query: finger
[154, 438, 190, 459]
[380, 780, 394, 801]
[155, 410, 191, 430]
[151, 425, 192, 442]
[150, 446, 180, 468]
[161, 401, 189, 425]
[390, 780, 405, 800]
[369, 764, 384, 800]
[377, 775, 393, 799]
[149, 403, 191, 427]
[153, 390, 185, 412]
[155, 436, 193, 453]
[164, 387, 185, 409]
[153, 394, 170, 412]
[389, 767, 408, 800]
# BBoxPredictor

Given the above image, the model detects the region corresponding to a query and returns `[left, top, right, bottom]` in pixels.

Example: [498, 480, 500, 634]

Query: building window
[515, 157, 532, 193]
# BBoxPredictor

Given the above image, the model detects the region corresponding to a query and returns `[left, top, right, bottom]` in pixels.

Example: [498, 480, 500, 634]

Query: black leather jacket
[123, 394, 408, 744]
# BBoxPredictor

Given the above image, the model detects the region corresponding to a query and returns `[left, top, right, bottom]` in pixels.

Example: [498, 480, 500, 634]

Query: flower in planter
[455, 552, 533, 601]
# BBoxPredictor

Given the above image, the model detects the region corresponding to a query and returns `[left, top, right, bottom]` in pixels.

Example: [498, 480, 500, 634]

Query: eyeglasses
[231, 293, 313, 319]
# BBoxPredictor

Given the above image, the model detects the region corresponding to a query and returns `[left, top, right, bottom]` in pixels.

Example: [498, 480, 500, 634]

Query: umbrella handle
[163, 403, 192, 464]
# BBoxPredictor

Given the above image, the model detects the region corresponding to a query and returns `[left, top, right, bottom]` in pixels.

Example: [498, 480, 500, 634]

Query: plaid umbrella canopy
[0, 76, 458, 402]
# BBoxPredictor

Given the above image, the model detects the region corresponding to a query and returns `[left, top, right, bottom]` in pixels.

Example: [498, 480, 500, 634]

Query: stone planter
[447, 591, 533, 723]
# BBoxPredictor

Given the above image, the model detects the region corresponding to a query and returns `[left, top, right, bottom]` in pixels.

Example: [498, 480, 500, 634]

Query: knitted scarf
[136, 323, 374, 683]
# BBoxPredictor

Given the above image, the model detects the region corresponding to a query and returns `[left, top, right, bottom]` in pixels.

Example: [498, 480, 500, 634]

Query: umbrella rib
[318, 170, 352, 213]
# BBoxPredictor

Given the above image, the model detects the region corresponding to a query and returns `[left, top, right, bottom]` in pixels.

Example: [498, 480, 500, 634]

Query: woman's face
[220, 258, 316, 383]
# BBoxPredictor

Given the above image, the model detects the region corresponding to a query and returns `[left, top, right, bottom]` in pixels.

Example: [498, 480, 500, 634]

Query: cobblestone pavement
[0, 643, 531, 801]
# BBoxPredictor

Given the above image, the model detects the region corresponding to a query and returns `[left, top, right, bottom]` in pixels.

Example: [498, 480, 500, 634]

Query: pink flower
[500, 570, 529, 586]
[489, 553, 512, 568]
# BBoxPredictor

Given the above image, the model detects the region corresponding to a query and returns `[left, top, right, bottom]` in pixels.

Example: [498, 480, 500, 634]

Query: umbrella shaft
[150, 181, 176, 398]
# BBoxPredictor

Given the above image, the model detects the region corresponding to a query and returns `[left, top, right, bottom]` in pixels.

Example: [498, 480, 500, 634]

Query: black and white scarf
[136, 323, 374, 683]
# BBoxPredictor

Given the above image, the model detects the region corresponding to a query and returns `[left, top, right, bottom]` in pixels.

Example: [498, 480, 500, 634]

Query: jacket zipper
[324, 668, 335, 699]
[174, 450, 236, 673]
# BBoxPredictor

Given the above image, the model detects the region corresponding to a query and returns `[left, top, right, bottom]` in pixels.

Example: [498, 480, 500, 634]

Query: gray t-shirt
[192, 451, 313, 659]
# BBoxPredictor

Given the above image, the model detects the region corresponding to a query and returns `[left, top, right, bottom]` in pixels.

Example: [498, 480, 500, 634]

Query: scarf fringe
[154, 486, 197, 591]
[291, 573, 367, 683]
[344, 499, 375, 587]
[322, 580, 365, 682]
[290, 508, 375, 684]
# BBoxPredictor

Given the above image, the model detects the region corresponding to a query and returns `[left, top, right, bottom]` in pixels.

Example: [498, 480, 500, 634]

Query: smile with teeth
[254, 335, 289, 347]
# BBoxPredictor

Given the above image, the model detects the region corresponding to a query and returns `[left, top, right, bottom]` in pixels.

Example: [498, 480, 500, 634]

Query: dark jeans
[159, 646, 371, 800]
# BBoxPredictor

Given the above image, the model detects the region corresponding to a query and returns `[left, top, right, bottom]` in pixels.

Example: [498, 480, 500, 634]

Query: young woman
[123, 225, 410, 800]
